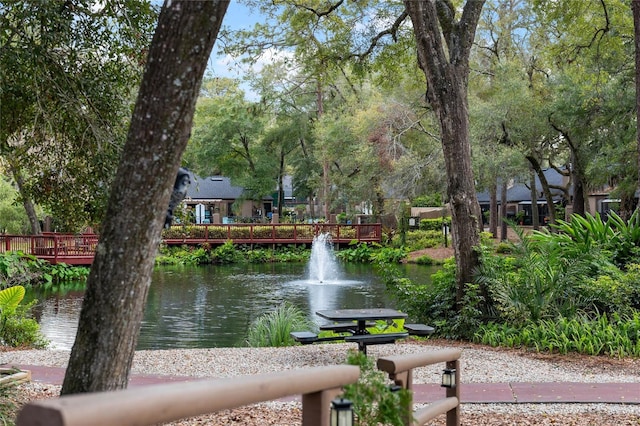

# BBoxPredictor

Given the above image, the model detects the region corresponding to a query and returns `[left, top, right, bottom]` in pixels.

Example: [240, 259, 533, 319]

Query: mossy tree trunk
[404, 0, 485, 305]
[61, 1, 229, 395]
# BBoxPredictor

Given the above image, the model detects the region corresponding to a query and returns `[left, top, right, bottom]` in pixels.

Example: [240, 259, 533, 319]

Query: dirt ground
[407, 246, 455, 262]
[406, 226, 529, 262]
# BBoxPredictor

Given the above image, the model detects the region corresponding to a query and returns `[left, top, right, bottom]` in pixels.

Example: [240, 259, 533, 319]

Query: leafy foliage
[0, 285, 47, 348]
[0, 286, 25, 318]
[412, 194, 443, 207]
[476, 215, 640, 324]
[156, 245, 212, 266]
[342, 350, 413, 426]
[0, 252, 89, 289]
[336, 243, 375, 263]
[475, 312, 640, 357]
[396, 229, 443, 251]
[1, 1, 158, 230]
[0, 177, 31, 234]
[336, 243, 407, 264]
[212, 241, 248, 264]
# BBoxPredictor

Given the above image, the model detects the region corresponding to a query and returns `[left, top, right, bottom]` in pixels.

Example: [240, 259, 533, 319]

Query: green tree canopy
[0, 0, 157, 231]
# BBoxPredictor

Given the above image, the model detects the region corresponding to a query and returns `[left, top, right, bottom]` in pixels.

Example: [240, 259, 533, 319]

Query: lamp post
[442, 220, 449, 248]
[330, 398, 354, 426]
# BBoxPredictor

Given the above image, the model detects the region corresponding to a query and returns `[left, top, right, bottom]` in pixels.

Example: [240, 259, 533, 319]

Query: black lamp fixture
[441, 368, 456, 388]
[330, 397, 354, 426]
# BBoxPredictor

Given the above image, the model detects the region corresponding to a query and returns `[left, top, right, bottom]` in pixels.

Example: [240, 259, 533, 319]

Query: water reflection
[28, 263, 435, 350]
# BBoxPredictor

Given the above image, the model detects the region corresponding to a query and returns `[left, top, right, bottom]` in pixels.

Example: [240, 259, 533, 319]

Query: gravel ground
[3, 339, 640, 425]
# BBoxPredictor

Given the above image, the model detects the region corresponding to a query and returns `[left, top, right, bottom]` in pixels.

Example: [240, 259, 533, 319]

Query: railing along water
[17, 365, 360, 426]
[0, 224, 382, 265]
[0, 233, 98, 265]
[161, 223, 381, 245]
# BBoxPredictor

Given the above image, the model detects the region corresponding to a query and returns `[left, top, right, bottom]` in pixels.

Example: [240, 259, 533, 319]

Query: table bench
[404, 323, 435, 336]
[290, 331, 345, 345]
[344, 332, 409, 354]
[292, 308, 435, 354]
[319, 321, 375, 333]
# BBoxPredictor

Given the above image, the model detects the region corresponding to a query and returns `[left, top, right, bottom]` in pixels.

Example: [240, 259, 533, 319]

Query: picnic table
[291, 308, 435, 354]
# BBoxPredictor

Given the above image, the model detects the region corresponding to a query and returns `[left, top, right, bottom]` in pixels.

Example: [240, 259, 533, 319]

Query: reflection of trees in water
[33, 263, 403, 350]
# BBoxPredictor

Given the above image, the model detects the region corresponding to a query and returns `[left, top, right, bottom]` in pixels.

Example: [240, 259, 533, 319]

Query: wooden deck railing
[161, 223, 381, 246]
[0, 233, 98, 265]
[16, 365, 360, 426]
[0, 223, 381, 265]
[377, 349, 462, 426]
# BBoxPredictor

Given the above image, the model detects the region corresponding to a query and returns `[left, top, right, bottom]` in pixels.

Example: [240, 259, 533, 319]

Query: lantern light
[330, 397, 354, 426]
[441, 368, 456, 388]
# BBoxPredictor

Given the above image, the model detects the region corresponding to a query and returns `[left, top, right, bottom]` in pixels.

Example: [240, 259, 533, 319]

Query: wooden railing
[161, 223, 382, 246]
[377, 349, 462, 426]
[16, 365, 360, 426]
[0, 223, 382, 265]
[0, 233, 98, 265]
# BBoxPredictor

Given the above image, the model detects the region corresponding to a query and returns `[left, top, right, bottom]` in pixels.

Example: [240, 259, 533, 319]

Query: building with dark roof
[183, 172, 273, 223]
[476, 168, 568, 225]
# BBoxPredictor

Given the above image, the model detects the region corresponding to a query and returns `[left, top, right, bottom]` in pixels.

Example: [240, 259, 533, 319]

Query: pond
[27, 262, 436, 351]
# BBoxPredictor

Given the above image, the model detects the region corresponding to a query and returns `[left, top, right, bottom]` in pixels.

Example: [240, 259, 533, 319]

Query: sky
[206, 1, 266, 99]
[148, 1, 277, 100]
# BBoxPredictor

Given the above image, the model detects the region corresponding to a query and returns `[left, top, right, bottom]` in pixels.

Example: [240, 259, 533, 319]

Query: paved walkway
[14, 364, 640, 405]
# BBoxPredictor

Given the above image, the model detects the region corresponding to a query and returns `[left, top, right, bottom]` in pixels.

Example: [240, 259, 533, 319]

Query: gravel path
[4, 340, 640, 425]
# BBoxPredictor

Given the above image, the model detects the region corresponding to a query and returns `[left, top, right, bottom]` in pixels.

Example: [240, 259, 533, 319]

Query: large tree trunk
[62, 1, 229, 395]
[277, 150, 285, 216]
[10, 165, 41, 235]
[571, 152, 586, 217]
[633, 0, 640, 214]
[526, 155, 557, 226]
[500, 179, 508, 241]
[404, 0, 485, 305]
[530, 170, 539, 230]
[489, 183, 498, 237]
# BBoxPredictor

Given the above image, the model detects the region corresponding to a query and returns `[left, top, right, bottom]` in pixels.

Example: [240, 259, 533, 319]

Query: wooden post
[446, 359, 460, 426]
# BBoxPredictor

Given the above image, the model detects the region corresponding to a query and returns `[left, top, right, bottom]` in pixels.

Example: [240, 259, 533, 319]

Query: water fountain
[307, 233, 342, 283]
[31, 233, 405, 349]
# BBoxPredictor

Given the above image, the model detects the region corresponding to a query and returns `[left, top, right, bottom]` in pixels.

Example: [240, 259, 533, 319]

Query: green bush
[272, 245, 308, 262]
[212, 241, 244, 264]
[186, 226, 207, 239]
[2, 313, 48, 348]
[418, 218, 449, 231]
[0, 286, 47, 348]
[376, 261, 430, 326]
[413, 255, 435, 265]
[396, 229, 442, 251]
[208, 226, 228, 239]
[336, 243, 374, 263]
[342, 350, 412, 426]
[156, 245, 211, 265]
[274, 226, 295, 239]
[229, 227, 251, 239]
[0, 177, 31, 234]
[246, 248, 272, 263]
[476, 227, 633, 323]
[246, 302, 316, 347]
[161, 226, 187, 239]
[474, 312, 640, 357]
[253, 226, 273, 239]
[369, 247, 408, 264]
[412, 194, 442, 207]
